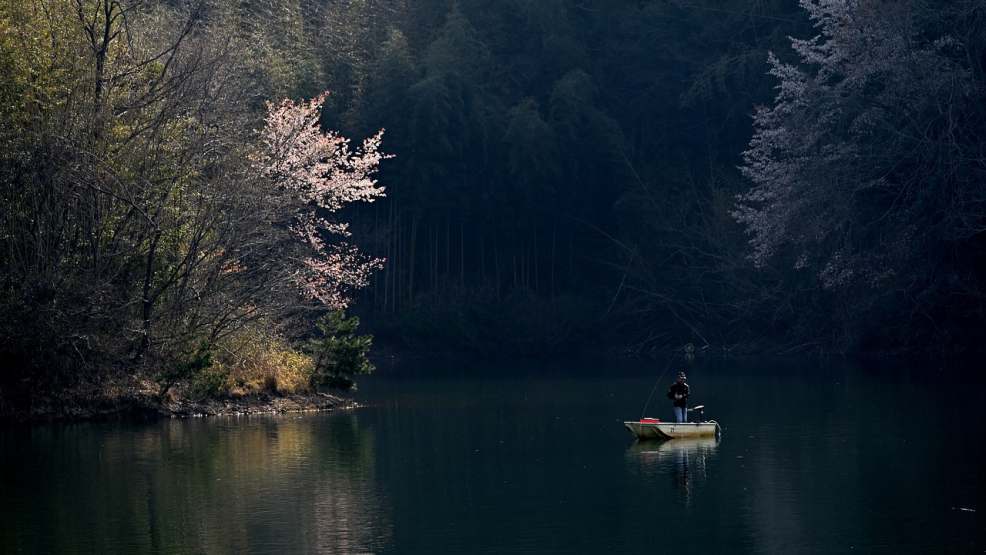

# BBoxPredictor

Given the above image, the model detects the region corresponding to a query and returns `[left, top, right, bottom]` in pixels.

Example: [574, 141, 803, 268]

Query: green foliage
[4, 0, 982, 381]
[159, 345, 213, 399]
[189, 364, 230, 400]
[504, 98, 561, 193]
[423, 4, 491, 79]
[0, 0, 380, 401]
[308, 312, 374, 390]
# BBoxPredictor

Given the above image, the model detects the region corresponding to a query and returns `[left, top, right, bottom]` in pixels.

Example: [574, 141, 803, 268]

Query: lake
[1, 357, 983, 553]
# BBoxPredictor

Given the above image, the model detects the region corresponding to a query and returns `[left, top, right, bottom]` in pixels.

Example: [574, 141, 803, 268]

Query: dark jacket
[667, 382, 689, 408]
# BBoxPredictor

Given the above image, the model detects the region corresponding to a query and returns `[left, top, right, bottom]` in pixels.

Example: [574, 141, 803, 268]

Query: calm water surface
[2, 358, 983, 553]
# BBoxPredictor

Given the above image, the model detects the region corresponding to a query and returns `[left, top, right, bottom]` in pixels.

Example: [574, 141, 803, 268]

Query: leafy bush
[158, 345, 213, 398]
[190, 364, 230, 399]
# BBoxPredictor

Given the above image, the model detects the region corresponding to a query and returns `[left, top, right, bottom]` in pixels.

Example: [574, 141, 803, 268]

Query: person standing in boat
[667, 372, 690, 423]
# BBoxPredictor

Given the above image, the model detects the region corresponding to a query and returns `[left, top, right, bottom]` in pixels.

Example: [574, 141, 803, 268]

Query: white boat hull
[624, 421, 720, 440]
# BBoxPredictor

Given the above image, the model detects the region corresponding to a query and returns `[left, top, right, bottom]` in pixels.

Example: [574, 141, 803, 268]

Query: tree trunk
[135, 229, 162, 363]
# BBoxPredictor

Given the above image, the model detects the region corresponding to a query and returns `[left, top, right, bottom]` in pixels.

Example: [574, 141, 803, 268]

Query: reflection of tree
[748, 442, 807, 553]
[311, 415, 393, 553]
[0, 415, 391, 553]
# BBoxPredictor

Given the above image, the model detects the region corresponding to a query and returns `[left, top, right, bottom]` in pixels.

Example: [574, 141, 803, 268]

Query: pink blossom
[259, 91, 390, 307]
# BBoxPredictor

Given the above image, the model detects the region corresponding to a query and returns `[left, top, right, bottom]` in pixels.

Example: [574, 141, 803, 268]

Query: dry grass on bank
[191, 328, 314, 398]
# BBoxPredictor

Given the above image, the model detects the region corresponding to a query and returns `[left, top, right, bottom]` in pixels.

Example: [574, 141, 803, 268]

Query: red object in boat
[640, 418, 661, 423]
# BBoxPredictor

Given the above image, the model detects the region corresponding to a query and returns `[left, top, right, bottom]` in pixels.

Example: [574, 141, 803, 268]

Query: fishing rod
[639, 356, 674, 419]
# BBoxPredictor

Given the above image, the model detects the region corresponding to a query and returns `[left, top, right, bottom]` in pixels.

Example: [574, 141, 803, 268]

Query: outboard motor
[689, 405, 705, 422]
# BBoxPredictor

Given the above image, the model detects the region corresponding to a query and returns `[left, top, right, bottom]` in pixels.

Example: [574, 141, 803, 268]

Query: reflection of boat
[626, 437, 719, 505]
[623, 420, 720, 440]
[627, 436, 720, 459]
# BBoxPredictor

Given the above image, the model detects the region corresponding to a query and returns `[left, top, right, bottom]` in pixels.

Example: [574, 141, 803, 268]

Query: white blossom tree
[734, 0, 984, 290]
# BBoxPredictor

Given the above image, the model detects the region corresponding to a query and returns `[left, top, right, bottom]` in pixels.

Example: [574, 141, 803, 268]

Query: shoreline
[0, 386, 353, 424]
[163, 391, 355, 419]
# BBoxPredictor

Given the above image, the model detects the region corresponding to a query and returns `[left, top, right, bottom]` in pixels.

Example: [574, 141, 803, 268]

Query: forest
[2, 0, 985, 410]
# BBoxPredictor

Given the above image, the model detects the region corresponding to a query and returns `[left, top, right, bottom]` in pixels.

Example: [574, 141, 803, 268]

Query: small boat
[624, 419, 720, 440]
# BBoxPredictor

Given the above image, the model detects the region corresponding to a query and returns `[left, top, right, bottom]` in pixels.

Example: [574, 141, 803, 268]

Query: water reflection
[0, 413, 391, 554]
[5, 360, 984, 553]
[310, 416, 393, 554]
[626, 438, 719, 505]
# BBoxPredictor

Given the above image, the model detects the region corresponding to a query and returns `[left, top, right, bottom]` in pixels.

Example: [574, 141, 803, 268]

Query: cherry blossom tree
[259, 92, 390, 308]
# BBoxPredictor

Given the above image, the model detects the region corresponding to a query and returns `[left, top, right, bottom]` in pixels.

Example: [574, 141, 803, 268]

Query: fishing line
[639, 356, 674, 419]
